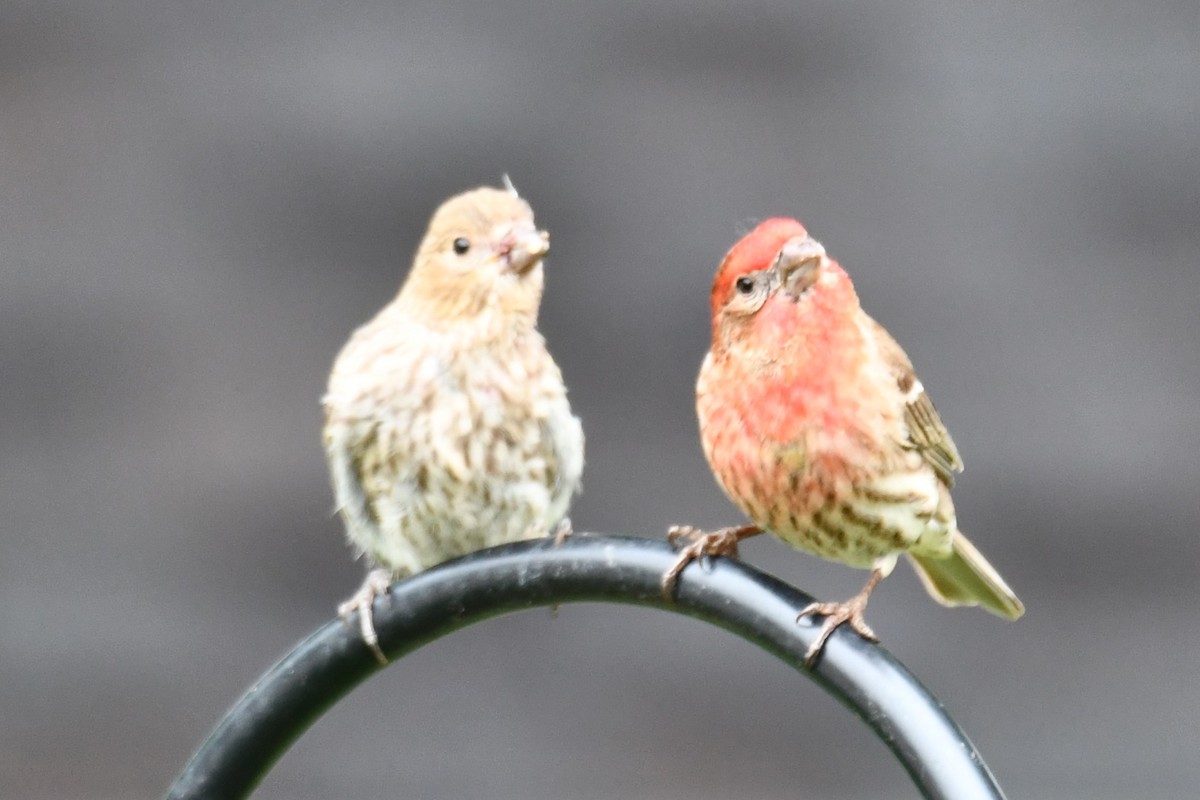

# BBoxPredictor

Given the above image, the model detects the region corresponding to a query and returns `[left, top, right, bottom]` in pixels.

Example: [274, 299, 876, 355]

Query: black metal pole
[165, 534, 1008, 799]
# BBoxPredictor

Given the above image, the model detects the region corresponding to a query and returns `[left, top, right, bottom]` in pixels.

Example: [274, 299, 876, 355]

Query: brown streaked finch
[665, 218, 1023, 666]
[322, 181, 584, 663]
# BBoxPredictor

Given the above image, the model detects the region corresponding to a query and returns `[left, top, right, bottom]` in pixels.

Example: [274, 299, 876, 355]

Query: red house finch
[323, 182, 584, 662]
[666, 218, 1023, 665]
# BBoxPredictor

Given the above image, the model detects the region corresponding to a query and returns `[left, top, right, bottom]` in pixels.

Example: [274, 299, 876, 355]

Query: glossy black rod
[165, 534, 1007, 800]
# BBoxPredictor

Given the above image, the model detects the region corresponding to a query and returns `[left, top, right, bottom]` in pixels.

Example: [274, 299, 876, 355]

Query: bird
[322, 181, 584, 663]
[664, 217, 1023, 666]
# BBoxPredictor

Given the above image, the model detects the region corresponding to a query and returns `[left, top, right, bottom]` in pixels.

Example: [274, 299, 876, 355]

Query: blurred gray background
[3, 1, 1198, 798]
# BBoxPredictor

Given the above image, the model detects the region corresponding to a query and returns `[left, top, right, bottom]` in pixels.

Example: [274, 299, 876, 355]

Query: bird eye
[452, 237, 471, 255]
[735, 276, 755, 294]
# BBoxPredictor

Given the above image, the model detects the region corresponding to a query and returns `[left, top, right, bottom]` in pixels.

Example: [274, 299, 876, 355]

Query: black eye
[735, 276, 755, 294]
[453, 237, 470, 255]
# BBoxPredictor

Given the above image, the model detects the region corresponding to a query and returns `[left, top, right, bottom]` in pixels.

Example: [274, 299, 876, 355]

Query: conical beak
[501, 226, 550, 275]
[774, 235, 826, 295]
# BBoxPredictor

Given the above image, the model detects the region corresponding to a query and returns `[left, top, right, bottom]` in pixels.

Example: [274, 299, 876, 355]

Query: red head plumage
[710, 218, 808, 320]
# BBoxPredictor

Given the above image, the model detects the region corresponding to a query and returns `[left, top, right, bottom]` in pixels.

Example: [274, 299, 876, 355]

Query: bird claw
[661, 525, 759, 602]
[338, 569, 392, 665]
[550, 517, 573, 547]
[798, 598, 878, 668]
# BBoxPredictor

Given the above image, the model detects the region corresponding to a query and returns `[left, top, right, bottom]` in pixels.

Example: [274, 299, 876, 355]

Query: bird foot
[798, 596, 878, 668]
[661, 524, 761, 601]
[550, 517, 573, 547]
[338, 568, 392, 665]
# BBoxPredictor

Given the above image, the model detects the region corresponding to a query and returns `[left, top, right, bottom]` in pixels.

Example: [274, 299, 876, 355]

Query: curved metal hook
[165, 534, 1007, 799]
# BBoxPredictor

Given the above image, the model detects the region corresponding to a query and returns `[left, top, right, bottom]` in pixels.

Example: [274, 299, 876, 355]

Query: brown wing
[866, 316, 964, 486]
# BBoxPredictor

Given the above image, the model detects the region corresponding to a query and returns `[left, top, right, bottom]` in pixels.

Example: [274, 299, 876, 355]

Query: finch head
[708, 218, 815, 349]
[398, 185, 551, 325]
[708, 218, 860, 356]
[710, 218, 807, 324]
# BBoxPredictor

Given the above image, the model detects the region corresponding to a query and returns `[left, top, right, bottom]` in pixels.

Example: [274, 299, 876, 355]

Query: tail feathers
[908, 532, 1024, 620]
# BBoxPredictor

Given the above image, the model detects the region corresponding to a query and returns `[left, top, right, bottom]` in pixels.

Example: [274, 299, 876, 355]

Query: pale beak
[774, 235, 826, 295]
[501, 226, 550, 275]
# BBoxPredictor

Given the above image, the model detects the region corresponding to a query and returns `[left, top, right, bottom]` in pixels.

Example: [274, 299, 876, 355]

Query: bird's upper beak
[774, 235, 826, 295]
[500, 225, 550, 275]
